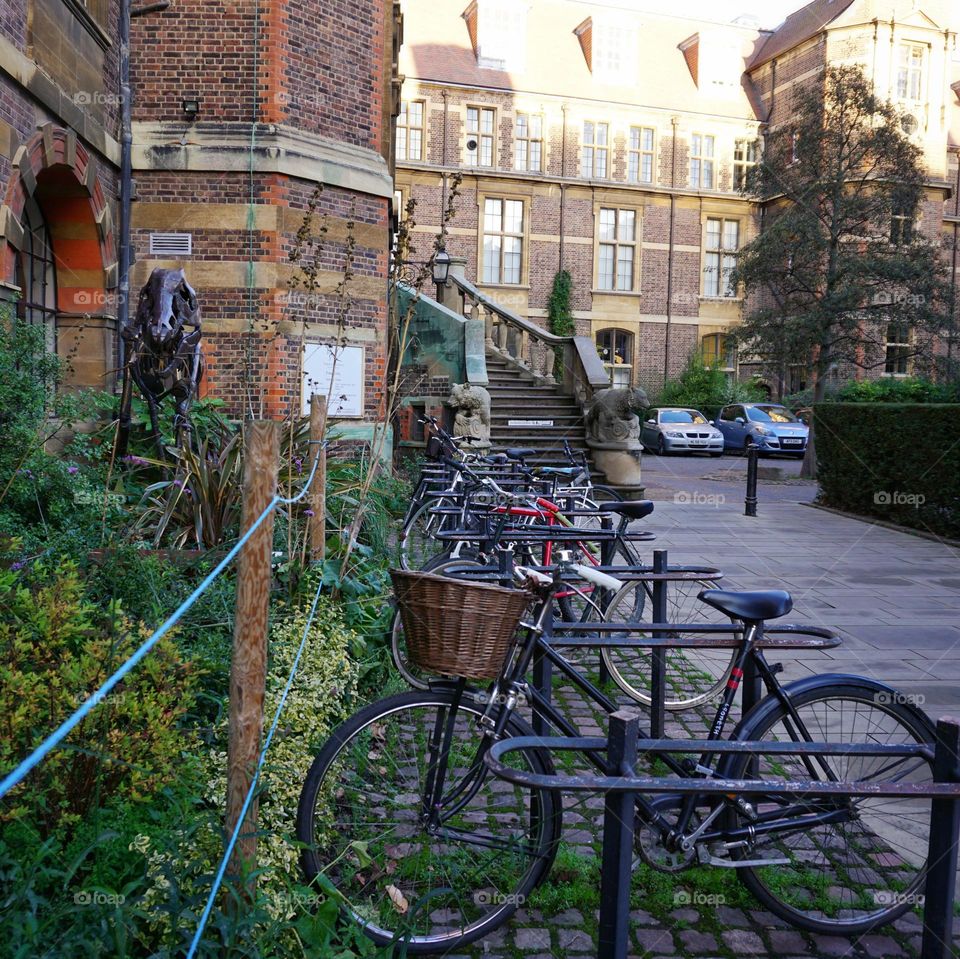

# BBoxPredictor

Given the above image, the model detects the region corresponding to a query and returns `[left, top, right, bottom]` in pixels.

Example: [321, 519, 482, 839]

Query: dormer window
[573, 14, 635, 83]
[463, 0, 528, 72]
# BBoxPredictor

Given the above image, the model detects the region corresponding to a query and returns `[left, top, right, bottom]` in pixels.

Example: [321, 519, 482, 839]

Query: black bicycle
[297, 559, 935, 953]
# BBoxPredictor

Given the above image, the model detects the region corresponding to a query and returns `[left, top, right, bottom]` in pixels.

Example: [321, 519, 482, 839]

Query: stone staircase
[485, 349, 593, 468]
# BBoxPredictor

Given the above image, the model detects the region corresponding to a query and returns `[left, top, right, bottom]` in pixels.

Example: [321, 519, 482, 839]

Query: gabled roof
[398, 0, 765, 120]
[747, 0, 857, 70]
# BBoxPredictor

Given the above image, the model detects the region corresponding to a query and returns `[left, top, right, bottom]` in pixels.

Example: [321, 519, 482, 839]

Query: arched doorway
[2, 125, 116, 389]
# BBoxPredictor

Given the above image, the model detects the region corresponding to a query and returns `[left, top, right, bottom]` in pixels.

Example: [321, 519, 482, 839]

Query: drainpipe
[441, 88, 449, 224]
[663, 115, 679, 386]
[118, 2, 169, 370]
[950, 152, 959, 377]
[559, 102, 567, 272]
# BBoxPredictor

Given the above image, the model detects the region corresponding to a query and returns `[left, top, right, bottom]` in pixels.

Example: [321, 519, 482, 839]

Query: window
[690, 133, 715, 189]
[466, 106, 496, 167]
[482, 198, 524, 285]
[593, 20, 636, 83]
[896, 44, 925, 102]
[396, 100, 424, 161]
[703, 218, 739, 297]
[596, 329, 633, 386]
[515, 113, 543, 172]
[701, 333, 734, 370]
[597, 208, 637, 291]
[14, 195, 57, 353]
[582, 121, 609, 179]
[628, 126, 655, 184]
[733, 139, 757, 191]
[884, 322, 912, 375]
[890, 197, 915, 245]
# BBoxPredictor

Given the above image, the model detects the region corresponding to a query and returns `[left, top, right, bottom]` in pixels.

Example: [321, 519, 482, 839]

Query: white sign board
[302, 344, 364, 418]
[507, 419, 554, 427]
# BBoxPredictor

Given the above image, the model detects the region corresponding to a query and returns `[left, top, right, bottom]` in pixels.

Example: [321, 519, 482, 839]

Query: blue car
[715, 403, 809, 457]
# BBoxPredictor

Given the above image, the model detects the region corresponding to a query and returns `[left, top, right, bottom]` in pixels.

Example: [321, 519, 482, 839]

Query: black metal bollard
[744, 446, 759, 517]
[650, 550, 668, 739]
[598, 709, 641, 959]
[921, 716, 960, 959]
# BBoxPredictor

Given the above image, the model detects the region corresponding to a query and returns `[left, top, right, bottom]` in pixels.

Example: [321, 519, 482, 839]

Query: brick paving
[451, 490, 960, 959]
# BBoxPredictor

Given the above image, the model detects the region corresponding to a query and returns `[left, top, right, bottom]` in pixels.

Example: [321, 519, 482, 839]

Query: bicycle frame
[424, 577, 861, 854]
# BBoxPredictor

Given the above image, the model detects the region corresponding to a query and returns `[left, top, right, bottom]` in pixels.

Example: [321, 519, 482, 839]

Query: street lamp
[432, 247, 452, 288]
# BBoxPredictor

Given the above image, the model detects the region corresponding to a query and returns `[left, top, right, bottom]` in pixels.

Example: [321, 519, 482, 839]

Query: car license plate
[690, 440, 708, 446]
[782, 438, 802, 445]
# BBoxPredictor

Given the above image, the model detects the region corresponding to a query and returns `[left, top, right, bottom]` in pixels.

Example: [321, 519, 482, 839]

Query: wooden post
[309, 394, 327, 562]
[226, 420, 280, 886]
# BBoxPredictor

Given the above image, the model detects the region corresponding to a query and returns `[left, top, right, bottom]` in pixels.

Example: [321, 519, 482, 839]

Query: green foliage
[833, 376, 960, 404]
[656, 355, 765, 420]
[548, 270, 574, 380]
[0, 562, 199, 839]
[130, 422, 243, 549]
[815, 402, 960, 537]
[732, 65, 952, 399]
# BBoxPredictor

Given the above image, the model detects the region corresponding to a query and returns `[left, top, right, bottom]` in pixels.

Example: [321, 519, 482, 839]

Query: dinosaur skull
[137, 268, 200, 347]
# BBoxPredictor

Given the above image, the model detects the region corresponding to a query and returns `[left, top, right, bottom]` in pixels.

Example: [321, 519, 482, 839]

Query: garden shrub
[815, 402, 960, 537]
[0, 561, 199, 838]
[655, 356, 765, 420]
[133, 591, 361, 948]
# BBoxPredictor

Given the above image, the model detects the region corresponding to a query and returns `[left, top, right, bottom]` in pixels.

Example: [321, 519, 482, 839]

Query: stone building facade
[395, 0, 960, 397]
[0, 0, 400, 428]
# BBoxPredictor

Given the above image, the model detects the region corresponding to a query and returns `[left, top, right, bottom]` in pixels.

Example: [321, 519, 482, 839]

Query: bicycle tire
[297, 689, 562, 953]
[724, 678, 934, 935]
[599, 578, 736, 709]
[398, 500, 463, 571]
[589, 484, 623, 504]
[391, 556, 486, 689]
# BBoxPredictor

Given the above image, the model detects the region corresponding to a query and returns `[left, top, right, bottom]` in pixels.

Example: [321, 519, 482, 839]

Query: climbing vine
[547, 269, 574, 381]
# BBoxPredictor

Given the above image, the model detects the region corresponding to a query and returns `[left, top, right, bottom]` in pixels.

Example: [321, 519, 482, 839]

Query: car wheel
[657, 436, 667, 456]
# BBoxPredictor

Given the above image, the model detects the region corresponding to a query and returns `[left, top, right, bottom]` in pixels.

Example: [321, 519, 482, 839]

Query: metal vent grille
[149, 232, 193, 256]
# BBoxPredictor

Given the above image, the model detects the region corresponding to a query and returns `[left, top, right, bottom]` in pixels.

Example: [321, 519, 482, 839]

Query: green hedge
[815, 403, 960, 538]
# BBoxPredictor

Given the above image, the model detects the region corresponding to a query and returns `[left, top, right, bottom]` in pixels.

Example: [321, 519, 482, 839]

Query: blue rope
[187, 571, 326, 958]
[0, 447, 324, 802]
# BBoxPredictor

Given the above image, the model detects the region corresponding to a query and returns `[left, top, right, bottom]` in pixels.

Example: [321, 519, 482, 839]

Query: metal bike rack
[485, 709, 960, 959]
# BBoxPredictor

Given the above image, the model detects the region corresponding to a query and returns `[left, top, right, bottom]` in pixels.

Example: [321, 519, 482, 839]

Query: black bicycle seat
[504, 448, 536, 460]
[598, 500, 655, 521]
[698, 589, 793, 622]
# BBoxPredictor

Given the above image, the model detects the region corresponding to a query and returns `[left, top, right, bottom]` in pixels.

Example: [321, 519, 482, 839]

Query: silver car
[641, 407, 725, 456]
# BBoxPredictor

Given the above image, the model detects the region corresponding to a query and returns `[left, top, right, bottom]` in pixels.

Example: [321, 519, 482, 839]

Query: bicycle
[297, 559, 934, 952]
[392, 461, 733, 704]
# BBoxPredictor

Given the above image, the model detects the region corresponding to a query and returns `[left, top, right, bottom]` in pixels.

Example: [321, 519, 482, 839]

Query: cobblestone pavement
[447, 489, 960, 959]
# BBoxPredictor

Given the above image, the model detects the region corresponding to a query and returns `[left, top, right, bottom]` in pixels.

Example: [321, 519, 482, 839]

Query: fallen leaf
[385, 884, 409, 914]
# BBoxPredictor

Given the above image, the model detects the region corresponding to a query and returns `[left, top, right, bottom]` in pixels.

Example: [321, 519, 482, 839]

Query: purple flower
[303, 509, 315, 517]
[123, 455, 150, 467]
[67, 466, 79, 475]
[10, 561, 24, 571]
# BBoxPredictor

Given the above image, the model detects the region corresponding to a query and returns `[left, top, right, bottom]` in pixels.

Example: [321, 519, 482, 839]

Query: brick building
[1, 0, 400, 429]
[395, 0, 960, 397]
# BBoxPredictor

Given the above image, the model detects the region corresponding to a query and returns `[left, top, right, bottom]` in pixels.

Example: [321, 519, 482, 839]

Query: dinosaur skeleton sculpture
[116, 268, 204, 460]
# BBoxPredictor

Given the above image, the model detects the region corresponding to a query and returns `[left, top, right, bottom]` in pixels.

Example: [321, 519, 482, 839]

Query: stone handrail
[450, 274, 608, 404]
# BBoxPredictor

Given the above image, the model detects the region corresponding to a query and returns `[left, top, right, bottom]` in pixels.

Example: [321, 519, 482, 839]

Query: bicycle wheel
[398, 501, 464, 571]
[600, 578, 736, 709]
[725, 679, 934, 935]
[297, 689, 561, 953]
[589, 484, 623, 504]
[391, 557, 486, 690]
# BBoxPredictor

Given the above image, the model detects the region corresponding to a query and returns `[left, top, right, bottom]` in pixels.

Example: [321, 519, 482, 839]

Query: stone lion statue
[447, 383, 492, 447]
[585, 386, 649, 446]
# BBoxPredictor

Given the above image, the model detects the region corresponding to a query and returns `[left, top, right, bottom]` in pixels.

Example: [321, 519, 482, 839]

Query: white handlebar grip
[571, 564, 623, 593]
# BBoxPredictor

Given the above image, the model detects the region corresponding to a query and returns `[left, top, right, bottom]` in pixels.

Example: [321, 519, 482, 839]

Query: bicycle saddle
[598, 500, 655, 520]
[504, 448, 536, 460]
[537, 466, 578, 476]
[698, 589, 793, 622]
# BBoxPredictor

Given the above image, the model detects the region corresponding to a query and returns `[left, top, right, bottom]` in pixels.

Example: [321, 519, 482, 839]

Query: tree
[547, 270, 574, 380]
[732, 65, 952, 472]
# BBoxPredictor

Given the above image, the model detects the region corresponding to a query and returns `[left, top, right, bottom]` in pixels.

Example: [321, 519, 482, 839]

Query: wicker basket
[390, 569, 532, 680]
